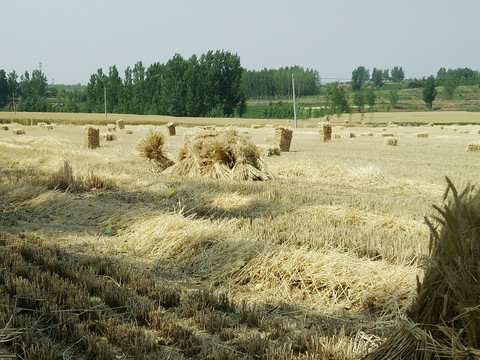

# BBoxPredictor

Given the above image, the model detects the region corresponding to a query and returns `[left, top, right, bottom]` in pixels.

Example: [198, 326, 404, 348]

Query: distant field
[1, 110, 480, 128]
[1, 120, 480, 358]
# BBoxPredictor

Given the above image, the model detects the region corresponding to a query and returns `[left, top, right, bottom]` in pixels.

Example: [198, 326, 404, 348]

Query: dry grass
[1, 121, 480, 358]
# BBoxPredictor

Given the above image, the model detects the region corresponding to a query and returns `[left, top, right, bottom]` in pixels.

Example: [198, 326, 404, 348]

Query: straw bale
[413, 133, 428, 138]
[362, 179, 480, 359]
[467, 143, 480, 152]
[318, 122, 332, 142]
[334, 134, 341, 139]
[12, 129, 25, 135]
[459, 130, 470, 134]
[251, 124, 261, 129]
[166, 122, 176, 136]
[360, 132, 373, 137]
[384, 138, 398, 146]
[38, 122, 47, 127]
[107, 124, 116, 131]
[104, 133, 116, 141]
[265, 124, 275, 128]
[274, 126, 293, 151]
[2, 125, 9, 130]
[46, 125, 54, 130]
[84, 126, 100, 149]
[478, 129, 480, 134]
[347, 132, 355, 138]
[381, 133, 394, 137]
[124, 129, 133, 134]
[165, 129, 273, 180]
[116, 119, 125, 130]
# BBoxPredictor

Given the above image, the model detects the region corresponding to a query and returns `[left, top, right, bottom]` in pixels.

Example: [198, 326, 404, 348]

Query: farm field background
[1, 112, 480, 358]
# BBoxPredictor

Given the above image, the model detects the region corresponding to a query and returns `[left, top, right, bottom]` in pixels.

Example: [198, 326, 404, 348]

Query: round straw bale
[413, 133, 428, 138]
[84, 126, 100, 149]
[116, 119, 125, 130]
[107, 124, 116, 132]
[11, 129, 25, 135]
[166, 122, 176, 136]
[384, 137, 398, 146]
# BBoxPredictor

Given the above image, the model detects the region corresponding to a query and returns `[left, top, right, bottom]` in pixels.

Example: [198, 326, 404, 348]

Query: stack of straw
[166, 128, 273, 181]
[107, 124, 116, 132]
[384, 138, 398, 146]
[137, 131, 174, 172]
[362, 178, 480, 359]
[12, 129, 25, 135]
[273, 127, 293, 152]
[467, 144, 480, 152]
[116, 119, 125, 130]
[84, 126, 100, 149]
[319, 122, 332, 142]
[166, 122, 176, 136]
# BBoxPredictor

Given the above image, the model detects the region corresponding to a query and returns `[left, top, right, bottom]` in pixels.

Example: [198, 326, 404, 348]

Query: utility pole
[104, 86, 107, 119]
[292, 73, 297, 128]
[12, 92, 16, 115]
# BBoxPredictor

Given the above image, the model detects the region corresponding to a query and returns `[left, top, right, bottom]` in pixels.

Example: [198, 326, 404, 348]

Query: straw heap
[467, 144, 480, 152]
[11, 129, 25, 135]
[166, 122, 176, 136]
[107, 124, 116, 132]
[84, 126, 100, 149]
[2, 125, 8, 131]
[116, 119, 125, 130]
[273, 126, 293, 152]
[319, 122, 332, 142]
[165, 128, 273, 181]
[362, 178, 480, 359]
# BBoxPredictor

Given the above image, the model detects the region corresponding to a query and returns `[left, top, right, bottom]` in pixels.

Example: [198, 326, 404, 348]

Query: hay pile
[116, 119, 125, 130]
[137, 131, 174, 172]
[165, 128, 273, 181]
[273, 127, 293, 152]
[467, 144, 480, 152]
[362, 178, 480, 359]
[107, 124, 116, 132]
[103, 133, 116, 141]
[166, 122, 176, 136]
[319, 122, 332, 142]
[413, 133, 429, 138]
[384, 138, 398, 146]
[84, 126, 100, 149]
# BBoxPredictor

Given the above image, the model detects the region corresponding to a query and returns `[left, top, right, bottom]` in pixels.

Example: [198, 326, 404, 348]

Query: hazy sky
[3, 0, 479, 84]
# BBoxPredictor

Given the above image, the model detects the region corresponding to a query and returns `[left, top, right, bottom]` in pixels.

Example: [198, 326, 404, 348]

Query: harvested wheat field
[1, 118, 480, 359]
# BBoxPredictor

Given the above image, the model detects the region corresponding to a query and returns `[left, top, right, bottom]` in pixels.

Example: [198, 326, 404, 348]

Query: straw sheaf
[273, 127, 293, 151]
[137, 131, 174, 172]
[362, 179, 480, 359]
[166, 122, 176, 136]
[84, 126, 100, 149]
[319, 122, 332, 142]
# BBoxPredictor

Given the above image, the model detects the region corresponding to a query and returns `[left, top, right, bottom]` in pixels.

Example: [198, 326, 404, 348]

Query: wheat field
[1, 117, 480, 358]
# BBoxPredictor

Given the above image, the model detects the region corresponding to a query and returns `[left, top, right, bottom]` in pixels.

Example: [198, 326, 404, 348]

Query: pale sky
[3, 0, 479, 85]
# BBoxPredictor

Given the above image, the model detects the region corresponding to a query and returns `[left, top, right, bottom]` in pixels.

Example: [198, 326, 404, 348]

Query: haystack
[137, 131, 174, 172]
[116, 119, 125, 130]
[107, 124, 116, 132]
[46, 125, 54, 130]
[384, 138, 398, 146]
[273, 127, 293, 152]
[362, 178, 480, 359]
[2, 125, 8, 131]
[166, 122, 176, 136]
[319, 122, 332, 142]
[413, 133, 429, 138]
[12, 129, 25, 135]
[104, 133, 116, 141]
[467, 143, 480, 152]
[257, 145, 281, 157]
[165, 128, 273, 181]
[84, 126, 100, 149]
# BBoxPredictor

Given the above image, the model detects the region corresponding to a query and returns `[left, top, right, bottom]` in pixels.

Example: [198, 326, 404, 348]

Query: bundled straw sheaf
[137, 131, 174, 172]
[362, 177, 480, 360]
[274, 127, 293, 151]
[165, 128, 273, 181]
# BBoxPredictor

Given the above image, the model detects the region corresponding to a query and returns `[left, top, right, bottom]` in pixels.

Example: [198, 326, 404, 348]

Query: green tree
[351, 66, 369, 91]
[371, 68, 383, 87]
[85, 69, 105, 113]
[442, 71, 458, 100]
[353, 91, 365, 113]
[423, 75, 437, 110]
[325, 82, 350, 117]
[388, 89, 399, 108]
[390, 66, 405, 82]
[0, 70, 8, 107]
[105, 65, 123, 113]
[365, 87, 376, 112]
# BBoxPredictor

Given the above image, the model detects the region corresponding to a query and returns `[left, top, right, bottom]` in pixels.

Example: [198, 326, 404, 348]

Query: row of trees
[240, 66, 320, 99]
[85, 50, 245, 117]
[0, 69, 50, 111]
[351, 66, 405, 90]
